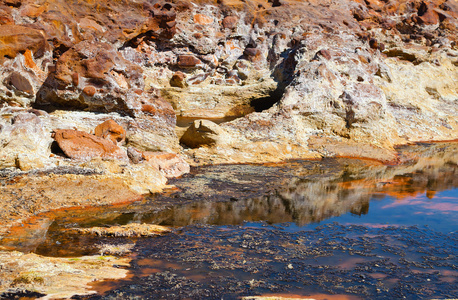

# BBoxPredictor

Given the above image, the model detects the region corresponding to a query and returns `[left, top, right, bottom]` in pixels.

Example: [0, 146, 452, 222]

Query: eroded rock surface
[0, 0, 456, 169]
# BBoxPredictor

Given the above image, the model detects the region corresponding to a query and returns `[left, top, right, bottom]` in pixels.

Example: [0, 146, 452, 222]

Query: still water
[1, 142, 457, 299]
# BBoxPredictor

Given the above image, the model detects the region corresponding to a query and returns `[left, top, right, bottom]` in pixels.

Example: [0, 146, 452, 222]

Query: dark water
[1, 142, 457, 299]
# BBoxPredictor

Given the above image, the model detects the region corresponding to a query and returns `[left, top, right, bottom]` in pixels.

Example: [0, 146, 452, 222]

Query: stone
[94, 119, 126, 145]
[170, 71, 187, 88]
[193, 14, 213, 25]
[141, 151, 190, 178]
[180, 120, 229, 148]
[0, 25, 46, 59]
[82, 86, 96, 97]
[222, 16, 238, 29]
[0, 110, 52, 170]
[177, 55, 202, 68]
[127, 147, 144, 164]
[52, 129, 128, 161]
[4, 72, 34, 95]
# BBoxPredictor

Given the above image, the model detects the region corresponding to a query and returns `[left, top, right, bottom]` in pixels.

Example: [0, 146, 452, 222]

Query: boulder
[0, 111, 52, 170]
[180, 120, 230, 148]
[53, 129, 128, 161]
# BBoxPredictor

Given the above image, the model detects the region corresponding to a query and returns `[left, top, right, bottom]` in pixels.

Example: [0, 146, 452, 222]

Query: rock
[4, 72, 34, 96]
[0, 110, 52, 170]
[52, 129, 128, 161]
[180, 120, 230, 148]
[222, 16, 238, 29]
[177, 55, 202, 68]
[193, 14, 213, 25]
[0, 250, 130, 300]
[94, 119, 126, 145]
[82, 86, 96, 97]
[127, 147, 144, 164]
[0, 25, 46, 60]
[36, 40, 146, 114]
[170, 71, 187, 88]
[141, 151, 190, 178]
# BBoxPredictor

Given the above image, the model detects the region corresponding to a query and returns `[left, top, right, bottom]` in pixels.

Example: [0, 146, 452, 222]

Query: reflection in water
[0, 142, 457, 255]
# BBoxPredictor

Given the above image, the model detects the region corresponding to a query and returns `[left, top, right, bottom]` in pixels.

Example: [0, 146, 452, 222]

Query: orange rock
[82, 86, 96, 97]
[141, 151, 190, 178]
[0, 25, 46, 59]
[193, 14, 213, 25]
[53, 129, 128, 160]
[94, 119, 126, 145]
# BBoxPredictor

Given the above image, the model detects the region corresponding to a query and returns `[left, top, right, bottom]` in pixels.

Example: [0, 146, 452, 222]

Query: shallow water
[1, 142, 457, 299]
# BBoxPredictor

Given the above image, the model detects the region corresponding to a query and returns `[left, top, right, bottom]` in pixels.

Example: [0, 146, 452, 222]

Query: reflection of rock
[72, 223, 171, 237]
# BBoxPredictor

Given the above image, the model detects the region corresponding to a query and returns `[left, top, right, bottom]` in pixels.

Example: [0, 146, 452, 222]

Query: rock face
[0, 0, 457, 171]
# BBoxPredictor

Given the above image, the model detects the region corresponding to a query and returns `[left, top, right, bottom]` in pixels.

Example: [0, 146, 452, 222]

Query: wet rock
[180, 120, 229, 148]
[94, 119, 126, 145]
[52, 129, 128, 161]
[141, 151, 190, 178]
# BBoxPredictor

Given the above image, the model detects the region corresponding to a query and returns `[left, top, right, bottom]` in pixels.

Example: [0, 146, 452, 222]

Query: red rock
[222, 16, 238, 29]
[0, 25, 46, 59]
[82, 86, 96, 97]
[177, 55, 202, 68]
[94, 119, 126, 145]
[72, 72, 79, 86]
[141, 151, 190, 178]
[53, 129, 127, 161]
